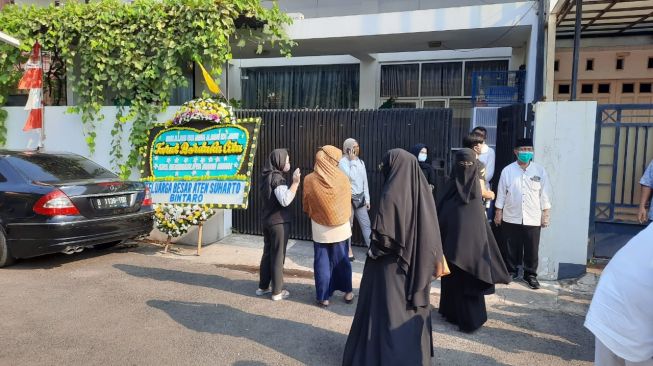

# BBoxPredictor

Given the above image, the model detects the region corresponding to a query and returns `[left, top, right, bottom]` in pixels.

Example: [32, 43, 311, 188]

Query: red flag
[19, 42, 44, 132]
[23, 109, 42, 131]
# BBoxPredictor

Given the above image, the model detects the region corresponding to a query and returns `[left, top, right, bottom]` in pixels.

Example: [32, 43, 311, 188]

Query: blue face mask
[517, 151, 534, 164]
[418, 153, 427, 162]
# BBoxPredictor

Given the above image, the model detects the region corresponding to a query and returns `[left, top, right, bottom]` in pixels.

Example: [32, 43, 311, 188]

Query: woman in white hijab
[584, 223, 653, 366]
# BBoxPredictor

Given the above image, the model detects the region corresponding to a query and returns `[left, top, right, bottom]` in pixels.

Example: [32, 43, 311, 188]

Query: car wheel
[0, 231, 16, 268]
[93, 240, 124, 250]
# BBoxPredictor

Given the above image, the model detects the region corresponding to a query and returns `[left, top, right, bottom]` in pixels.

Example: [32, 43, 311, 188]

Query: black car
[0, 150, 154, 267]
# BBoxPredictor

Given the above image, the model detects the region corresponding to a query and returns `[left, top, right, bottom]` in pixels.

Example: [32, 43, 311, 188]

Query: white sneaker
[256, 288, 272, 296]
[271, 289, 290, 301]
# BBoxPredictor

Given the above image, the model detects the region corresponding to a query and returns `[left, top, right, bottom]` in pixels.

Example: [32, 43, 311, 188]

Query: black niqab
[438, 148, 510, 285]
[372, 148, 443, 308]
[261, 149, 288, 200]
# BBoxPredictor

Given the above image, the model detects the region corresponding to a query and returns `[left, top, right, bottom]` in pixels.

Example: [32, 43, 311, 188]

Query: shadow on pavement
[114, 264, 357, 317]
[434, 347, 511, 366]
[431, 304, 593, 363]
[148, 300, 346, 366]
[4, 243, 138, 270]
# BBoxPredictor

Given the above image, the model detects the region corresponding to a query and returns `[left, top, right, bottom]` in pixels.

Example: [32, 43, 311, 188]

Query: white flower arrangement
[154, 203, 215, 238]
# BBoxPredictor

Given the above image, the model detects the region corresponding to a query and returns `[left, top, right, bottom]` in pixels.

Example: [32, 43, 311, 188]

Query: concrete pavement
[0, 237, 596, 366]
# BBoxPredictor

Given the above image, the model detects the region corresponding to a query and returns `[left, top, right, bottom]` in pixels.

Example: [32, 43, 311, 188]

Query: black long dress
[343, 149, 443, 366]
[437, 148, 510, 333]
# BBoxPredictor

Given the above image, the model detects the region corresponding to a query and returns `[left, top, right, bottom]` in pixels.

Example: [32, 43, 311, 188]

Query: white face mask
[283, 162, 290, 172]
[480, 143, 489, 154]
[418, 153, 427, 162]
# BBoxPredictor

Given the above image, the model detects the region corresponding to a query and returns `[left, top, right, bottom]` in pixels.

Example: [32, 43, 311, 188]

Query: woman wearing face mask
[410, 144, 437, 197]
[257, 149, 301, 301]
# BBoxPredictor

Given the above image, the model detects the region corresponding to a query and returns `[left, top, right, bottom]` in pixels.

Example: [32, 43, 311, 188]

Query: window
[616, 58, 624, 70]
[464, 60, 510, 96]
[586, 59, 594, 71]
[598, 83, 611, 94]
[421, 62, 463, 96]
[640, 83, 652, 93]
[581, 84, 593, 94]
[5, 154, 117, 183]
[554, 60, 559, 72]
[648, 57, 653, 69]
[380, 64, 419, 98]
[622, 83, 634, 93]
[558, 84, 570, 94]
[241, 64, 360, 109]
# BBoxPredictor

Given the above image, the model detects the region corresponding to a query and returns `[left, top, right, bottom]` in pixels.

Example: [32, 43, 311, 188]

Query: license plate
[94, 195, 130, 210]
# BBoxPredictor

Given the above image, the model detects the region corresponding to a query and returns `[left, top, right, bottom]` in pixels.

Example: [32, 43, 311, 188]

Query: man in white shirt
[494, 138, 552, 290]
[585, 223, 653, 366]
[472, 126, 496, 187]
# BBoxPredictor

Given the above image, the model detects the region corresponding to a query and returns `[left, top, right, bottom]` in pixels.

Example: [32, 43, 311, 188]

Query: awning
[556, 0, 653, 38]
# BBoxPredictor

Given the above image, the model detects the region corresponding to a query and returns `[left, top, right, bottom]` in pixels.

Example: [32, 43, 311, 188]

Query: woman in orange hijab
[303, 145, 354, 307]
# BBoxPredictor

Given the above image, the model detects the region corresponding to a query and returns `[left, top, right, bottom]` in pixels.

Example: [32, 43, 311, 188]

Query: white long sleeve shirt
[338, 157, 370, 204]
[495, 161, 552, 226]
[274, 185, 296, 207]
[478, 147, 496, 185]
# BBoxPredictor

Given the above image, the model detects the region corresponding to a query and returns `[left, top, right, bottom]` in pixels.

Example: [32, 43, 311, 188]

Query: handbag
[351, 192, 366, 209]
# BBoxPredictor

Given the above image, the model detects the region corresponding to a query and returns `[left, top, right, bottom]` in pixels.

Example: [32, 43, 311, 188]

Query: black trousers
[501, 222, 541, 278]
[259, 223, 290, 295]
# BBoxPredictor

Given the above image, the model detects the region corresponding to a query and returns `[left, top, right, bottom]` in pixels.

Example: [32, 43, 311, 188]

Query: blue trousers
[313, 241, 353, 302]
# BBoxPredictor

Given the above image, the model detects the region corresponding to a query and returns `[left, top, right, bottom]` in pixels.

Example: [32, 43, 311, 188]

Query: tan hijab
[303, 145, 352, 226]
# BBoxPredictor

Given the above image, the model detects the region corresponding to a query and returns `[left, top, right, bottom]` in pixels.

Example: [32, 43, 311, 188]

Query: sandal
[349, 255, 356, 262]
[344, 293, 355, 304]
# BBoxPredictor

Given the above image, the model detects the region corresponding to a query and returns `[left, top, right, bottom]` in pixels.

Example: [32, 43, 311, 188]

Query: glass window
[6, 153, 117, 183]
[648, 57, 653, 69]
[581, 84, 594, 94]
[170, 62, 195, 105]
[616, 58, 624, 70]
[422, 100, 447, 108]
[464, 60, 510, 96]
[380, 64, 419, 98]
[586, 59, 594, 71]
[598, 83, 610, 94]
[622, 83, 634, 93]
[558, 84, 570, 94]
[640, 83, 652, 93]
[421, 62, 463, 97]
[554, 60, 559, 72]
[241, 64, 360, 109]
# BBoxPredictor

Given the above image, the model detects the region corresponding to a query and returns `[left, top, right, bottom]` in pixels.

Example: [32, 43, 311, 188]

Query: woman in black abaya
[438, 148, 511, 333]
[343, 149, 444, 366]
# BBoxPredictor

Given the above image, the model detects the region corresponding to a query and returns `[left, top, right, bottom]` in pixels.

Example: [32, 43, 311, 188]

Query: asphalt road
[0, 244, 594, 366]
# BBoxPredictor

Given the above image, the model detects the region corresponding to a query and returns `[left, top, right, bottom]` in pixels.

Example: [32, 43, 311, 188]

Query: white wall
[534, 101, 597, 280]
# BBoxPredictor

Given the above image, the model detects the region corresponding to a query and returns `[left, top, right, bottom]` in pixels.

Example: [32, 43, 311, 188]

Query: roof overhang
[556, 0, 653, 38]
[232, 2, 537, 59]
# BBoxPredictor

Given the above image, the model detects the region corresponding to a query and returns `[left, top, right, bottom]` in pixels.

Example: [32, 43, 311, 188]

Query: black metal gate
[233, 109, 452, 242]
[590, 104, 653, 258]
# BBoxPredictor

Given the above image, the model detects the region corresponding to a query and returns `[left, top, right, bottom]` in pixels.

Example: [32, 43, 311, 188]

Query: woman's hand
[433, 259, 445, 279]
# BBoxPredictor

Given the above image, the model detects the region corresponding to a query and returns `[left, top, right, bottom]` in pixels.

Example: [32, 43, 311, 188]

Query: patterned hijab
[302, 145, 352, 226]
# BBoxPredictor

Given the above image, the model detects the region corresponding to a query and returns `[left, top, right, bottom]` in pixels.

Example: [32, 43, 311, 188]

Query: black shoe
[349, 255, 355, 262]
[510, 272, 519, 280]
[524, 276, 540, 290]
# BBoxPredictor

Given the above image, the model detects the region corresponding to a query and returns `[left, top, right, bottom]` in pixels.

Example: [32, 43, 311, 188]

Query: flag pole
[38, 39, 45, 149]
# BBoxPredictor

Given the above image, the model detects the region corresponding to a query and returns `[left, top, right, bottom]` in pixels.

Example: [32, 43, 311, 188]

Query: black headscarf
[371, 148, 443, 308]
[438, 148, 510, 285]
[453, 148, 480, 204]
[261, 149, 288, 200]
[410, 143, 437, 188]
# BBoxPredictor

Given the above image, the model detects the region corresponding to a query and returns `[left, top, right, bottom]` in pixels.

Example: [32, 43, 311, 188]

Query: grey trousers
[350, 204, 372, 248]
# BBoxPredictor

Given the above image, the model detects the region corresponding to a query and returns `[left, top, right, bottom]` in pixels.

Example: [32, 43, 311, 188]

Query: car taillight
[142, 186, 152, 206]
[33, 189, 80, 216]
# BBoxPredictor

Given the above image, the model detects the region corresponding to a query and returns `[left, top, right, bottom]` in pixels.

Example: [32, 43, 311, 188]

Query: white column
[545, 12, 558, 101]
[355, 54, 378, 109]
[534, 101, 597, 280]
[524, 23, 539, 104]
